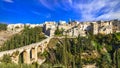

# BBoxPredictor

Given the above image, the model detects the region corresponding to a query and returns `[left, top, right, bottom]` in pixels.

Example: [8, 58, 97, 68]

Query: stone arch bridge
[0, 37, 53, 64]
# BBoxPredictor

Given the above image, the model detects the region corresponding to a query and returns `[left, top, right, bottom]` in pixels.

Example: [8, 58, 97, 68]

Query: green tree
[77, 35, 82, 68]
[111, 33, 120, 68]
[1, 54, 11, 63]
[54, 27, 64, 36]
[0, 23, 7, 31]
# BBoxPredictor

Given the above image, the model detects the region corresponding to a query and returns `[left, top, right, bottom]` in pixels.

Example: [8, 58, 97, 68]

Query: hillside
[40, 33, 120, 68]
[0, 26, 46, 51]
[0, 32, 120, 68]
[0, 23, 14, 47]
[0, 31, 12, 46]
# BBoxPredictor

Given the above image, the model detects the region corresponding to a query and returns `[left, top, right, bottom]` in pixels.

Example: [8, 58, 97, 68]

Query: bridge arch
[19, 49, 30, 64]
[19, 51, 24, 63]
[30, 47, 37, 62]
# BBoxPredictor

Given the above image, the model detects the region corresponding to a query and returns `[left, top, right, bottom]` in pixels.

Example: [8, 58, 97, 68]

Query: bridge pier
[37, 45, 42, 53]
[31, 47, 38, 62]
[41, 43, 47, 53]
[11, 55, 19, 64]
[23, 49, 31, 64]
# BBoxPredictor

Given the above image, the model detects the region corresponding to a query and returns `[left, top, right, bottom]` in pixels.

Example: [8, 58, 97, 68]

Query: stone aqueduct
[0, 37, 53, 64]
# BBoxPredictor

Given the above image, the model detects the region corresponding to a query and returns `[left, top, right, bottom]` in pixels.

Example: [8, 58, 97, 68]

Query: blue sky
[0, 0, 120, 24]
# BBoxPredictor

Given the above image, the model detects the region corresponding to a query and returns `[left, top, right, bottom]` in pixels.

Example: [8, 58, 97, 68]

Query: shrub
[1, 54, 11, 63]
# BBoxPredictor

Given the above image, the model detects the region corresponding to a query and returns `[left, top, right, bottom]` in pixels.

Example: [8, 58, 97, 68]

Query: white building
[43, 21, 57, 36]
[7, 23, 24, 32]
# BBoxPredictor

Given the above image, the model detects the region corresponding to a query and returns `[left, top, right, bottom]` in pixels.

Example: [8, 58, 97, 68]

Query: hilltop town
[7, 19, 120, 37]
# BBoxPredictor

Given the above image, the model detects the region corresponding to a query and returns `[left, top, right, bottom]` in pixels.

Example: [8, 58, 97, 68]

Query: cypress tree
[77, 34, 82, 68]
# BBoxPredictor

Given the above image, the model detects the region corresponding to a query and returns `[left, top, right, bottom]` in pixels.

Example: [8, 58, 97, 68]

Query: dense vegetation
[0, 23, 7, 31]
[0, 63, 39, 68]
[1, 54, 12, 63]
[41, 33, 120, 68]
[54, 27, 64, 36]
[0, 26, 46, 51]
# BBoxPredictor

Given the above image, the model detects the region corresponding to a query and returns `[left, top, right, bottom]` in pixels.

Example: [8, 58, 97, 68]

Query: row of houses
[43, 19, 120, 37]
[7, 19, 120, 37]
[7, 23, 43, 33]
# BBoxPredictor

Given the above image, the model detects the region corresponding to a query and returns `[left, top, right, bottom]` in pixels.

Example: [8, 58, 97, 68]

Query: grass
[0, 63, 39, 68]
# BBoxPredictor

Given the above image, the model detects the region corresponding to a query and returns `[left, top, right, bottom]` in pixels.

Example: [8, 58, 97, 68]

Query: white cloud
[68, 0, 72, 4]
[38, 0, 120, 21]
[96, 11, 120, 20]
[31, 11, 41, 15]
[3, 0, 14, 3]
[31, 10, 51, 18]
[38, 0, 73, 11]
[73, 0, 120, 21]
[39, 0, 55, 10]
